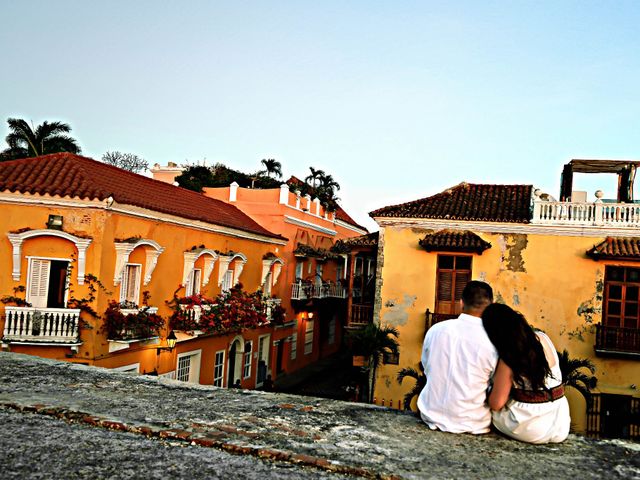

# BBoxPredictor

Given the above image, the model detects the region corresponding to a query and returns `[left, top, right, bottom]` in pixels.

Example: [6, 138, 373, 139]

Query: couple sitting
[418, 281, 570, 444]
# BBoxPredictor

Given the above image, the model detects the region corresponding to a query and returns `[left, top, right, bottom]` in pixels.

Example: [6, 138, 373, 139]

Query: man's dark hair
[461, 281, 493, 308]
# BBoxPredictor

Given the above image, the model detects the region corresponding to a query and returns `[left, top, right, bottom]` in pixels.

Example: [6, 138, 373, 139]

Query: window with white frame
[176, 355, 191, 382]
[328, 317, 336, 345]
[114, 363, 140, 374]
[304, 319, 314, 355]
[27, 258, 70, 309]
[176, 350, 201, 383]
[214, 350, 225, 387]
[243, 341, 252, 379]
[295, 261, 304, 280]
[185, 268, 202, 297]
[290, 321, 298, 360]
[336, 263, 344, 283]
[222, 269, 234, 293]
[120, 264, 142, 304]
[315, 263, 323, 283]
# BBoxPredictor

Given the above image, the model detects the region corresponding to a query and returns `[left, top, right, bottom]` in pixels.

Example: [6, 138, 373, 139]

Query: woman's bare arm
[488, 359, 513, 411]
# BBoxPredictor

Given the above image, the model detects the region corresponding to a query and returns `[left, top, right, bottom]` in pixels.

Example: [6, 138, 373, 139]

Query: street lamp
[157, 330, 177, 355]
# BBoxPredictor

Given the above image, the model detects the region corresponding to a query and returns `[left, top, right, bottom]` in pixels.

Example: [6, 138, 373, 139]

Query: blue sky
[2, 1, 639, 230]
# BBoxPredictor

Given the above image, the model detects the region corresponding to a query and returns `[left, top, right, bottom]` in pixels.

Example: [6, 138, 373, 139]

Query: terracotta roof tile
[587, 237, 640, 259]
[370, 183, 533, 223]
[334, 232, 379, 251]
[0, 153, 284, 240]
[419, 230, 491, 254]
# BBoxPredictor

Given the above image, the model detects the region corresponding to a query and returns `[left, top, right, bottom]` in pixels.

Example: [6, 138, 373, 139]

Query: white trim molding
[284, 215, 337, 236]
[182, 248, 218, 287]
[261, 257, 285, 287]
[373, 216, 640, 238]
[217, 252, 248, 287]
[7, 229, 92, 284]
[0, 192, 287, 246]
[114, 239, 165, 286]
[335, 219, 368, 235]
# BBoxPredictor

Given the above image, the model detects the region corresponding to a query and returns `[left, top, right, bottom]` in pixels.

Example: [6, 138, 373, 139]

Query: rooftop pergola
[560, 159, 640, 203]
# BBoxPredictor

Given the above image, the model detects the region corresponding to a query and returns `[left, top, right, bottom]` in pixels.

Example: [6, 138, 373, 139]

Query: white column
[313, 198, 321, 216]
[305, 194, 312, 211]
[295, 191, 301, 209]
[75, 240, 92, 285]
[279, 183, 290, 205]
[229, 182, 239, 202]
[7, 235, 23, 281]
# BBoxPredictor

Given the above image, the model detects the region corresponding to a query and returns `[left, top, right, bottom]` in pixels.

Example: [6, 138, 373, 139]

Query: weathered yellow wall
[374, 226, 640, 430]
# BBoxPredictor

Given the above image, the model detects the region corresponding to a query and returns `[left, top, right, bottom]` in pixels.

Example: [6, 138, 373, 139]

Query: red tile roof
[370, 183, 533, 223]
[334, 232, 379, 250]
[286, 176, 367, 231]
[587, 237, 640, 259]
[419, 230, 491, 254]
[0, 153, 285, 240]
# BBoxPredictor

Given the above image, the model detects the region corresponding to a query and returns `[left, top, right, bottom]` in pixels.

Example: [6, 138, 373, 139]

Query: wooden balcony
[425, 309, 458, 333]
[349, 304, 373, 327]
[595, 324, 640, 357]
[533, 200, 640, 227]
[2, 307, 81, 344]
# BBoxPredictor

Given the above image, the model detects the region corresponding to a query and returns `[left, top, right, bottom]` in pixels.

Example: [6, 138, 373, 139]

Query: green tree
[260, 158, 282, 179]
[102, 151, 149, 173]
[397, 364, 426, 410]
[1, 118, 81, 161]
[305, 167, 325, 188]
[348, 323, 399, 402]
[557, 349, 597, 406]
[175, 165, 215, 192]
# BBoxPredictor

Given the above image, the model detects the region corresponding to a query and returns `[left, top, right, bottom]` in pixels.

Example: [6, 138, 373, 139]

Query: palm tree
[1, 118, 81, 161]
[348, 323, 399, 402]
[305, 167, 325, 188]
[397, 364, 426, 411]
[260, 158, 282, 179]
[557, 349, 598, 406]
[320, 173, 340, 193]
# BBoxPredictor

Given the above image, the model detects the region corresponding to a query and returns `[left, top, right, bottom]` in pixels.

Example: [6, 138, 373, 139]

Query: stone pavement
[0, 352, 638, 479]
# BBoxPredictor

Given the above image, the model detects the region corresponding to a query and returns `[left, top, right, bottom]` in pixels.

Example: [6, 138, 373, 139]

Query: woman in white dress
[481, 303, 571, 444]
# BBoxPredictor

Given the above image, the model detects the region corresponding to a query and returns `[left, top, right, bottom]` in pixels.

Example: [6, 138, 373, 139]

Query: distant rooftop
[370, 182, 533, 223]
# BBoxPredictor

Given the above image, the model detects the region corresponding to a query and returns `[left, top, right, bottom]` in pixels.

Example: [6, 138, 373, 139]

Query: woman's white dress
[491, 332, 571, 444]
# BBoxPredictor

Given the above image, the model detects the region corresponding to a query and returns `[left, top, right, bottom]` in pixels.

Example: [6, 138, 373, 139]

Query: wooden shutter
[28, 259, 50, 308]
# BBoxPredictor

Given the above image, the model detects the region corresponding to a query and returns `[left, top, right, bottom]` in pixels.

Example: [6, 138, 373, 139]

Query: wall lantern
[157, 330, 177, 355]
[47, 214, 64, 230]
[308, 312, 314, 319]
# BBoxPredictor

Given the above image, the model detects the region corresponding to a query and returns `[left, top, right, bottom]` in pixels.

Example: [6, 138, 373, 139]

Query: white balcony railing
[264, 298, 282, 321]
[291, 282, 308, 300]
[324, 283, 346, 298]
[3, 307, 81, 343]
[291, 282, 346, 300]
[120, 306, 158, 316]
[533, 201, 640, 227]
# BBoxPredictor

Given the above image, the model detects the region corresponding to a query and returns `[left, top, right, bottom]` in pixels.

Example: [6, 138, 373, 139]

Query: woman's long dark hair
[482, 303, 552, 390]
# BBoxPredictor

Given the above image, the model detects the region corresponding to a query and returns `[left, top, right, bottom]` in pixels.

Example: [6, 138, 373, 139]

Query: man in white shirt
[417, 281, 498, 434]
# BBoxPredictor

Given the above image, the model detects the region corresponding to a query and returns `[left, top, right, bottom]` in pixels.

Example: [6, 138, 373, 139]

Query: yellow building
[370, 160, 640, 440]
[0, 153, 293, 389]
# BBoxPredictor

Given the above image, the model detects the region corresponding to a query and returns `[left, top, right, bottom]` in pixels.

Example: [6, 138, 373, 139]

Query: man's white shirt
[417, 313, 498, 434]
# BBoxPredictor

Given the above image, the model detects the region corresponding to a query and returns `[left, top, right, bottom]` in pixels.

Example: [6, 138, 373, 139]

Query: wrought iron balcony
[3, 307, 81, 344]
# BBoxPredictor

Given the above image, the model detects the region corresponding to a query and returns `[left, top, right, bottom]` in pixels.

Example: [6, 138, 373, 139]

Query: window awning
[419, 230, 491, 254]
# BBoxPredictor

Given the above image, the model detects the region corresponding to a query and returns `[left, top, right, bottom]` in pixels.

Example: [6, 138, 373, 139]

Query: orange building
[151, 165, 369, 375]
[0, 153, 292, 389]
